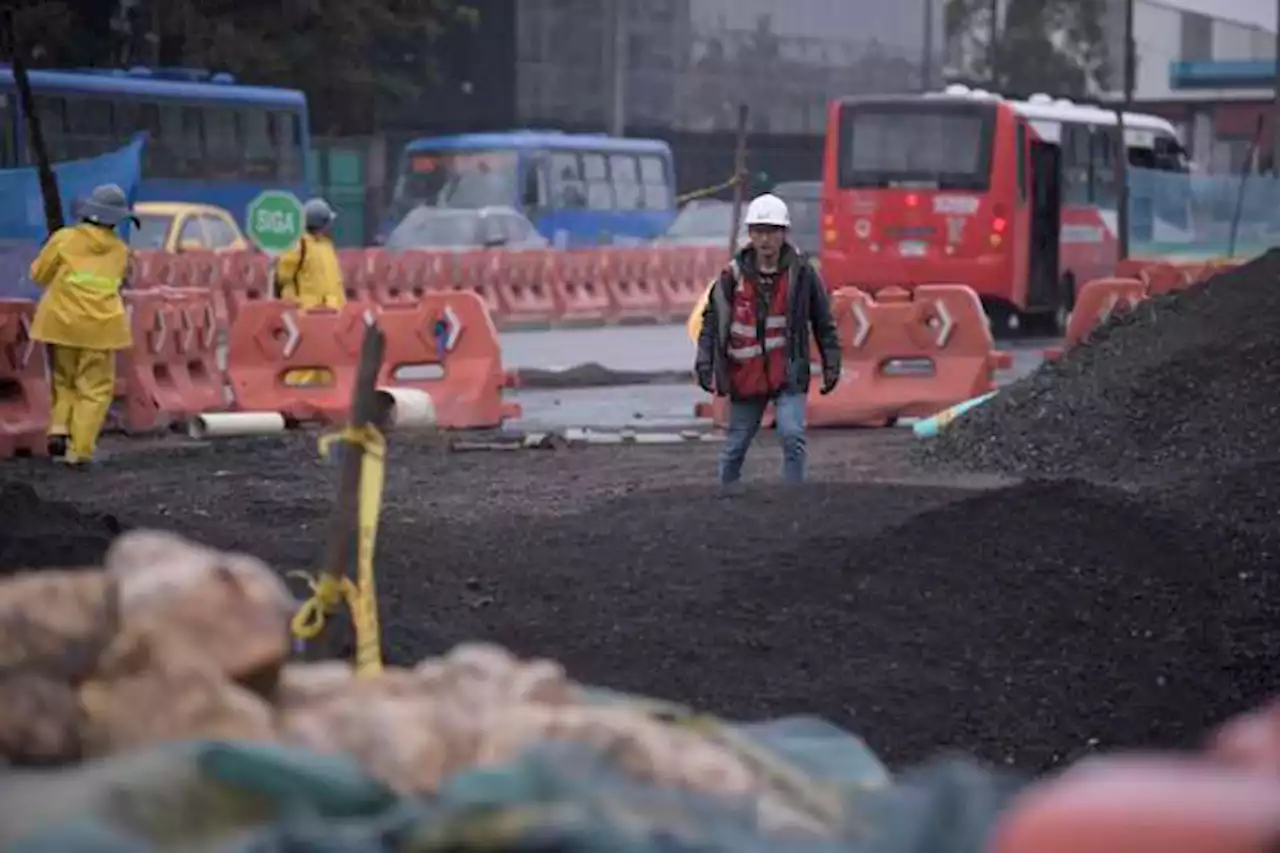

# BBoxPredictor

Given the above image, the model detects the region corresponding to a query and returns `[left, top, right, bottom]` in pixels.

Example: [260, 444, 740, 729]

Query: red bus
[819, 85, 1189, 334]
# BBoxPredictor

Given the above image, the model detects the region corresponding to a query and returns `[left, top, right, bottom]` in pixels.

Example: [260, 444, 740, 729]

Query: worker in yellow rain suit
[273, 198, 345, 385]
[30, 183, 137, 467]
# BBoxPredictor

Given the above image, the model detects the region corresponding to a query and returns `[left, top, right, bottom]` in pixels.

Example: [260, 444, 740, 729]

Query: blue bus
[0, 66, 312, 229]
[380, 131, 678, 247]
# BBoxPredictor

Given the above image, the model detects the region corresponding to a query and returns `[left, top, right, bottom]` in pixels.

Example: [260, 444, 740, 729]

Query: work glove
[697, 369, 715, 394]
[820, 364, 840, 395]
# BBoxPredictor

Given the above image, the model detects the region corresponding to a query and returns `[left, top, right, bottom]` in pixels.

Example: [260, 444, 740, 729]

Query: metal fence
[1130, 167, 1280, 260]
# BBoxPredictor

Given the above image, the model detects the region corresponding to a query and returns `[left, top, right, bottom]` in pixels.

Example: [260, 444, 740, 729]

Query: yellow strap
[289, 423, 387, 676]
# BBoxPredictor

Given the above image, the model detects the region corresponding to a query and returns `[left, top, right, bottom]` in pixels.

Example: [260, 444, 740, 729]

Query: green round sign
[246, 190, 304, 253]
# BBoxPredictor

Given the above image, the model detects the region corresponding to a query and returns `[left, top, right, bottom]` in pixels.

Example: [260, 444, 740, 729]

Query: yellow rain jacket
[275, 232, 346, 309]
[686, 281, 713, 343]
[29, 223, 133, 351]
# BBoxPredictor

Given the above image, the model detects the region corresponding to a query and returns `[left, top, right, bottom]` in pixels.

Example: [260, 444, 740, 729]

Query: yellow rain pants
[48, 346, 116, 462]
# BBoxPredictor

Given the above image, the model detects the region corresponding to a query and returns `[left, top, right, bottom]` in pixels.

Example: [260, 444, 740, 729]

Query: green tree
[5, 0, 479, 135]
[945, 0, 1111, 97]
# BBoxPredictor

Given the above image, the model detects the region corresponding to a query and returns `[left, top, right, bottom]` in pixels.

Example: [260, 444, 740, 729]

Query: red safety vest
[727, 266, 789, 398]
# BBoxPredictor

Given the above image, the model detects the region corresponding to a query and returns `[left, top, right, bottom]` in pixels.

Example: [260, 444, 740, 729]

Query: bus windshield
[392, 149, 519, 216]
[838, 103, 995, 190]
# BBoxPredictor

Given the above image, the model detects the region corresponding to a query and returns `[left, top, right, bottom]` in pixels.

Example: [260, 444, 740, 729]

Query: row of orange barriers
[0, 288, 520, 458]
[129, 246, 723, 331]
[695, 284, 1012, 428]
[1046, 258, 1241, 357]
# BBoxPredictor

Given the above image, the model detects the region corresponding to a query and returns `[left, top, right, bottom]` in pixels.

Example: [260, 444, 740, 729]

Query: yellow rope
[289, 423, 387, 676]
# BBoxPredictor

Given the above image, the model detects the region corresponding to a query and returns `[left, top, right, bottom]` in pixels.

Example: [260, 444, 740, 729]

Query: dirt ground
[4, 424, 1275, 776]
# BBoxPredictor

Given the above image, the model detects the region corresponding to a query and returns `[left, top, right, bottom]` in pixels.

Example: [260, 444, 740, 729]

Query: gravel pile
[921, 250, 1280, 483]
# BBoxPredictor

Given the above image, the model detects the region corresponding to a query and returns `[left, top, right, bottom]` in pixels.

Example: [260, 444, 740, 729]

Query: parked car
[651, 199, 745, 249]
[129, 202, 249, 253]
[384, 205, 550, 252]
[771, 180, 821, 256]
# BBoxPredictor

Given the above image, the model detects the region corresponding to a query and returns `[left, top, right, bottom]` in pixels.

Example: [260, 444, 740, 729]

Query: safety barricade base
[0, 300, 51, 458]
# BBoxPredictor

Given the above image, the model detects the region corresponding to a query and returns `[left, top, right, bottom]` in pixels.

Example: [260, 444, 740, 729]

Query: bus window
[30, 95, 69, 163]
[1091, 126, 1119, 207]
[114, 98, 141, 145]
[1060, 123, 1092, 205]
[550, 152, 586, 209]
[181, 106, 203, 162]
[581, 152, 613, 210]
[65, 96, 114, 159]
[522, 153, 549, 210]
[0, 94, 14, 167]
[1015, 121, 1026, 203]
[205, 107, 241, 177]
[610, 154, 642, 210]
[274, 111, 302, 181]
[153, 103, 186, 177]
[639, 154, 671, 209]
[240, 109, 274, 178]
[838, 104, 994, 190]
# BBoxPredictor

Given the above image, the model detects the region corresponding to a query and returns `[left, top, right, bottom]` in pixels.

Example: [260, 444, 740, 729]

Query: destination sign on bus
[409, 151, 516, 173]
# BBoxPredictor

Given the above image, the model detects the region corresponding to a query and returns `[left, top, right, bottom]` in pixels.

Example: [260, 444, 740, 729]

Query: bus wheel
[984, 302, 1020, 340]
[1054, 275, 1077, 335]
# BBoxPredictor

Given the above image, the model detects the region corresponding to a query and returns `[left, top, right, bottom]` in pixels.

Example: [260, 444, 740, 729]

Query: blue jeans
[718, 392, 807, 485]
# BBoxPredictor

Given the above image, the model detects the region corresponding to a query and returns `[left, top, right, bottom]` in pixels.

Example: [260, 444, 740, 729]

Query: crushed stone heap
[0, 482, 121, 573]
[922, 250, 1280, 484]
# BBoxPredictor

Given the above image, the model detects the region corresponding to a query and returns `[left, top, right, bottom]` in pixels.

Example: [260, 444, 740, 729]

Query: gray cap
[303, 197, 337, 231]
[79, 183, 135, 227]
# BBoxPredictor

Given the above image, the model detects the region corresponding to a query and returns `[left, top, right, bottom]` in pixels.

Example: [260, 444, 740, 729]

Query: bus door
[1027, 139, 1062, 309]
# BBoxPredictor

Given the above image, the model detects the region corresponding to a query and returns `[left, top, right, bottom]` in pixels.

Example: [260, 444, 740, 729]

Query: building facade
[514, 0, 944, 189]
[1107, 0, 1277, 172]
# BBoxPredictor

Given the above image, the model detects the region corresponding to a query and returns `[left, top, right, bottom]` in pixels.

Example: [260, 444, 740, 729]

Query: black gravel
[0, 482, 122, 572]
[920, 250, 1280, 484]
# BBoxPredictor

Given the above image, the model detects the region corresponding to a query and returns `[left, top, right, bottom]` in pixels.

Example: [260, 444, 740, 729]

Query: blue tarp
[0, 134, 146, 300]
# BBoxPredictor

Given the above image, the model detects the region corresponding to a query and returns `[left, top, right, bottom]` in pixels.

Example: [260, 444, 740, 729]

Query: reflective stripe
[763, 337, 785, 351]
[729, 321, 755, 338]
[728, 344, 763, 360]
[65, 270, 122, 294]
[764, 315, 787, 329]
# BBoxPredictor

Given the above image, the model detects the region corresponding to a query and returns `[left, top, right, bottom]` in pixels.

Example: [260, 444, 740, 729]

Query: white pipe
[188, 411, 287, 440]
[375, 387, 437, 428]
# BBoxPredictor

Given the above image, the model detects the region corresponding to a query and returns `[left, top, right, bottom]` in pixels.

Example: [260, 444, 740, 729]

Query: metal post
[1114, 0, 1135, 260]
[921, 0, 934, 92]
[728, 104, 749, 260]
[1273, 0, 1280, 172]
[988, 0, 999, 86]
[609, 0, 628, 136]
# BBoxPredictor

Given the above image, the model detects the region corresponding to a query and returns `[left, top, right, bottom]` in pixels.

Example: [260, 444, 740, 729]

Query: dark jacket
[695, 243, 841, 399]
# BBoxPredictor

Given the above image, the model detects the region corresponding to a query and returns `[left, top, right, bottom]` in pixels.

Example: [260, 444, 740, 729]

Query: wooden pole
[309, 319, 388, 659]
[727, 103, 749, 259]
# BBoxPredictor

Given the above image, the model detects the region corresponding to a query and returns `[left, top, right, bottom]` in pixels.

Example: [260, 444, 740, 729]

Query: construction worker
[275, 197, 345, 309]
[695, 193, 841, 486]
[274, 197, 345, 385]
[29, 183, 138, 467]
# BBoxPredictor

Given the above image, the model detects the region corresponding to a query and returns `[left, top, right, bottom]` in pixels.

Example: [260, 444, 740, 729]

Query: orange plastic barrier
[989, 757, 1280, 853]
[598, 248, 666, 323]
[697, 284, 1003, 429]
[492, 250, 557, 326]
[809, 284, 1004, 427]
[0, 300, 50, 458]
[1062, 277, 1147, 346]
[118, 288, 227, 433]
[218, 251, 272, 324]
[224, 301, 365, 424]
[373, 292, 520, 429]
[128, 250, 173, 289]
[453, 251, 505, 319]
[546, 250, 613, 324]
[656, 247, 717, 318]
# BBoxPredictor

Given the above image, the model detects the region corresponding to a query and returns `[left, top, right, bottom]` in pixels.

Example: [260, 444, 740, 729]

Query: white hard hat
[743, 193, 790, 228]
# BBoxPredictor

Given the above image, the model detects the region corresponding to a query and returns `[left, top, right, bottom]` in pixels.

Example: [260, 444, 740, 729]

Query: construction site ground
[5, 416, 1274, 777]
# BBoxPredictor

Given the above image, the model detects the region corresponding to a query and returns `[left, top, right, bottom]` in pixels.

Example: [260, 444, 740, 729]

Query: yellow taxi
[128, 202, 250, 253]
